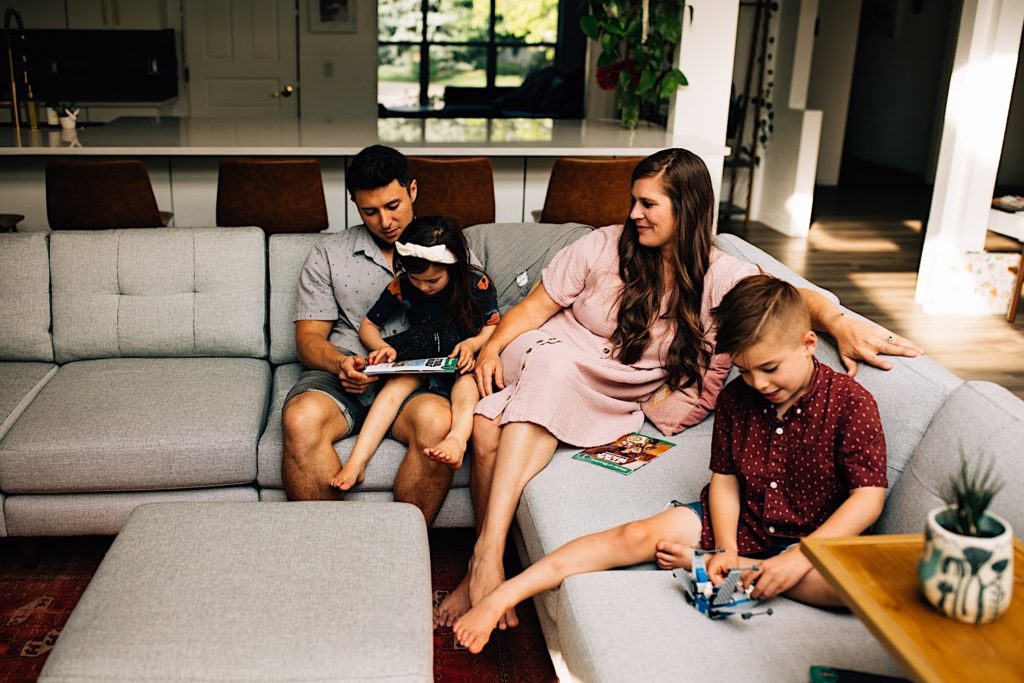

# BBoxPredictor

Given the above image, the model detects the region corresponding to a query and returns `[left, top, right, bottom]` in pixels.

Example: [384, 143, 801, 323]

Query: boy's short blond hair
[712, 274, 811, 356]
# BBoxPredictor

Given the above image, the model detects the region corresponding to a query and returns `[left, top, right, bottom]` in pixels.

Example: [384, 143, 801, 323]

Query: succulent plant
[947, 454, 1004, 537]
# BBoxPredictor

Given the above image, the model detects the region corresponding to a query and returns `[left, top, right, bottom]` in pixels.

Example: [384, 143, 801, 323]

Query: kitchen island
[1, 116, 727, 231]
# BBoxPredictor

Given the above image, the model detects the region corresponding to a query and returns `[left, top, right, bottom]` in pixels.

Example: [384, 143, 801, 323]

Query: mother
[436, 148, 918, 627]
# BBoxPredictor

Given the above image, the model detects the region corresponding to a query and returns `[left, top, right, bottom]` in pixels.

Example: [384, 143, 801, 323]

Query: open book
[572, 433, 676, 475]
[363, 357, 458, 375]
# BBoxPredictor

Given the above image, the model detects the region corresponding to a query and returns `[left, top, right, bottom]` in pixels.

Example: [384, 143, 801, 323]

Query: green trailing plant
[580, 0, 692, 129]
[947, 454, 1004, 537]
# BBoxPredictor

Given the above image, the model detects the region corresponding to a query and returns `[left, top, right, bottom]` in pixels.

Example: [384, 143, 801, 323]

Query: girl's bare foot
[435, 574, 471, 627]
[423, 436, 466, 471]
[453, 591, 509, 654]
[468, 554, 518, 630]
[329, 460, 366, 490]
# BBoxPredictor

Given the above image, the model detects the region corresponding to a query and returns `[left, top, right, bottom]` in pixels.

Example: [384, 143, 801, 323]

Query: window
[378, 0, 584, 118]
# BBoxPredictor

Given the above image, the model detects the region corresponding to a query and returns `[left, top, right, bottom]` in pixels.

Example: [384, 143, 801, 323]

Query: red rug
[0, 531, 556, 683]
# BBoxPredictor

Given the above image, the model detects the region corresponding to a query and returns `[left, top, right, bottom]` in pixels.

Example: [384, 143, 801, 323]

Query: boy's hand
[450, 341, 476, 373]
[655, 541, 690, 570]
[338, 355, 377, 393]
[705, 548, 739, 585]
[741, 546, 812, 599]
[368, 346, 397, 365]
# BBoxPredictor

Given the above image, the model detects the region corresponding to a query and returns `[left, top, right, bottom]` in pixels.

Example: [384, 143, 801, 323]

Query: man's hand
[450, 340, 476, 373]
[832, 315, 922, 377]
[474, 350, 505, 396]
[368, 346, 397, 365]
[705, 548, 740, 585]
[338, 355, 377, 394]
[741, 547, 812, 599]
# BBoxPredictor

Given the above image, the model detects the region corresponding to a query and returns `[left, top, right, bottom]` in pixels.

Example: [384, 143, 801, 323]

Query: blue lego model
[672, 548, 774, 620]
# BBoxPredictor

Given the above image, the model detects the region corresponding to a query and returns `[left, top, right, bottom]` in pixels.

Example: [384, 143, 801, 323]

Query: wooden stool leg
[1008, 250, 1024, 323]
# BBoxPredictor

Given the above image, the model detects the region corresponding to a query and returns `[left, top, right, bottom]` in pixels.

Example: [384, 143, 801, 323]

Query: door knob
[272, 84, 295, 98]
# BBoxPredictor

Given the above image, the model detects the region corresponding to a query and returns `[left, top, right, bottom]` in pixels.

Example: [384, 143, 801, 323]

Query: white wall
[807, 0, 861, 186]
[298, 0, 378, 120]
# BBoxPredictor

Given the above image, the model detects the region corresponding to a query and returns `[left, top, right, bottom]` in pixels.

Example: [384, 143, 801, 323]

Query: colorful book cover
[572, 433, 676, 475]
[363, 357, 458, 375]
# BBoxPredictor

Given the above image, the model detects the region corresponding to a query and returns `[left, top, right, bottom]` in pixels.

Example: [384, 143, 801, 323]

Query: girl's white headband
[395, 241, 458, 264]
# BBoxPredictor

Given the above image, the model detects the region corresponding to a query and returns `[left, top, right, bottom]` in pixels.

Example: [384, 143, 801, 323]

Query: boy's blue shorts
[669, 499, 797, 559]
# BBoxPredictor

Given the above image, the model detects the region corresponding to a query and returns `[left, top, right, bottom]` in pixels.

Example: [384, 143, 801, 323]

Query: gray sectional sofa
[1, 223, 1022, 682]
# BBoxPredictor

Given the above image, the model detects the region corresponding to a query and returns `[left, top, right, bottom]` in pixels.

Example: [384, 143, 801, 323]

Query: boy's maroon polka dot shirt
[699, 358, 887, 555]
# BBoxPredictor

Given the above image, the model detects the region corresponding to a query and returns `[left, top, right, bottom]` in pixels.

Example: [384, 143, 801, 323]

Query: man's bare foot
[468, 554, 518, 630]
[423, 436, 466, 471]
[435, 574, 471, 627]
[453, 590, 509, 654]
[329, 460, 365, 491]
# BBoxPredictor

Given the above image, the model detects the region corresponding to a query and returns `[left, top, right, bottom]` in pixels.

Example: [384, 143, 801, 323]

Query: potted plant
[580, 1, 691, 129]
[55, 102, 79, 130]
[919, 456, 1013, 624]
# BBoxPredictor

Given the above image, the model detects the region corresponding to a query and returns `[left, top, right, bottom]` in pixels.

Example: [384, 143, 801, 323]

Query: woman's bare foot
[453, 590, 510, 654]
[435, 574, 471, 627]
[468, 554, 518, 630]
[423, 436, 466, 471]
[329, 459, 366, 491]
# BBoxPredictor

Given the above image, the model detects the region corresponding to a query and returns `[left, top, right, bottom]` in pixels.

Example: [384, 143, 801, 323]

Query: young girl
[330, 215, 501, 491]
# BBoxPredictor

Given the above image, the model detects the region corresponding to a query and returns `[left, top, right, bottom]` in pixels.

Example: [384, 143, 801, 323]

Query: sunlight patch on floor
[808, 229, 901, 253]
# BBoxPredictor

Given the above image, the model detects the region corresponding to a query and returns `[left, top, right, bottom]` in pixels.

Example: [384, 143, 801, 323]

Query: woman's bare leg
[455, 506, 701, 653]
[469, 421, 558, 630]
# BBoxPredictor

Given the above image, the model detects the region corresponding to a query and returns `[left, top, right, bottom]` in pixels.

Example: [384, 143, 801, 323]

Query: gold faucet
[4, 7, 38, 131]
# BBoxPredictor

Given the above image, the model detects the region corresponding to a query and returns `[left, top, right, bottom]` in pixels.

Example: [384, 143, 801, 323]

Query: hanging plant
[581, 0, 693, 129]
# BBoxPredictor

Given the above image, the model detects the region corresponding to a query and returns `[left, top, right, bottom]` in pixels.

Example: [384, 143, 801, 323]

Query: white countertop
[0, 116, 728, 157]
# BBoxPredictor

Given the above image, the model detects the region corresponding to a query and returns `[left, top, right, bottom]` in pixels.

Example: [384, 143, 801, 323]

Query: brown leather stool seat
[0, 213, 24, 232]
[46, 160, 172, 230]
[540, 156, 643, 228]
[217, 158, 328, 235]
[407, 157, 496, 229]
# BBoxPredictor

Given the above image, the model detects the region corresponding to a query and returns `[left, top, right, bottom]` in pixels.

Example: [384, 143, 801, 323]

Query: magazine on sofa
[364, 357, 459, 375]
[571, 433, 676, 475]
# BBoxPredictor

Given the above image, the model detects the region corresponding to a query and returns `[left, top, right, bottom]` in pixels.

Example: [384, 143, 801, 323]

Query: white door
[183, 0, 298, 117]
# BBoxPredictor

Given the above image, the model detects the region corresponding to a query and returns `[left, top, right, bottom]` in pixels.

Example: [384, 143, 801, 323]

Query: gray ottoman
[39, 502, 433, 683]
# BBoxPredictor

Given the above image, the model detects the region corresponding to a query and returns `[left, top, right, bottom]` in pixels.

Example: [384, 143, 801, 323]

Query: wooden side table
[802, 534, 1024, 683]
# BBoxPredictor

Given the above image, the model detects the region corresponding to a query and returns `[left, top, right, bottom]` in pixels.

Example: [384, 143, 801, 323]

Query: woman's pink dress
[474, 224, 758, 447]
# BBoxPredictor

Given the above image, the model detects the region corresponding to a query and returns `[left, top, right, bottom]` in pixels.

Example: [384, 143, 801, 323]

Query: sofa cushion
[257, 363, 471, 492]
[0, 492, 5, 537]
[464, 222, 592, 312]
[268, 233, 323, 365]
[556, 571, 902, 683]
[0, 362, 57, 442]
[714, 232, 839, 303]
[50, 228, 267, 362]
[879, 381, 1024, 535]
[0, 358, 270, 493]
[0, 232, 53, 362]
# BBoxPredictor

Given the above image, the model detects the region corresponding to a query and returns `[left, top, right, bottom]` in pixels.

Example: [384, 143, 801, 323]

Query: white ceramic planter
[919, 505, 1013, 624]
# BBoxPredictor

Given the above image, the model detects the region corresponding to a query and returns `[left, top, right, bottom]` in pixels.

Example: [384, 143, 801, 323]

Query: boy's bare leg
[454, 506, 702, 653]
[435, 412, 501, 627]
[330, 375, 422, 491]
[424, 374, 478, 470]
[783, 567, 844, 607]
[469, 421, 558, 631]
[281, 391, 351, 501]
[391, 392, 457, 526]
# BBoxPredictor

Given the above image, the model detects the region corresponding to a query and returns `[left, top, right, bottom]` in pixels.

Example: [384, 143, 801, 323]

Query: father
[281, 145, 455, 524]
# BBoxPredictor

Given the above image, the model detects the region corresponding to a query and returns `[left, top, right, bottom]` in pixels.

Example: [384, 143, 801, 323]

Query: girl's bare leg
[454, 506, 701, 653]
[330, 375, 422, 490]
[424, 374, 478, 470]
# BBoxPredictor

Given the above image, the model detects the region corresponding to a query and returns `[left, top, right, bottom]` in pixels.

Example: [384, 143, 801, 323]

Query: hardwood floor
[723, 166, 1024, 399]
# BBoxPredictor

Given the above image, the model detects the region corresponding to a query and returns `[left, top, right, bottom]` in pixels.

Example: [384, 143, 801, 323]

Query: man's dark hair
[346, 145, 414, 197]
[712, 274, 810, 356]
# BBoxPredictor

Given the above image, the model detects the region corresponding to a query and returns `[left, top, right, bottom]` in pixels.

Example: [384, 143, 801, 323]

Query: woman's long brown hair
[611, 148, 715, 394]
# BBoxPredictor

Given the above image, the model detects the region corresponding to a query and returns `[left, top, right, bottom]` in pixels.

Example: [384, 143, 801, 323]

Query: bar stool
[540, 156, 642, 228]
[407, 156, 495, 229]
[46, 160, 172, 230]
[217, 158, 329, 235]
[0, 213, 24, 232]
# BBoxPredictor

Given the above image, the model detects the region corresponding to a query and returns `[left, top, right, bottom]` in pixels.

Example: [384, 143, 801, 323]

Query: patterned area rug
[0, 530, 556, 683]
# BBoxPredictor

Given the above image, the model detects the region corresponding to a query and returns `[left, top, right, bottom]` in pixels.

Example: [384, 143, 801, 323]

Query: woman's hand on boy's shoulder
[832, 315, 922, 377]
[741, 547, 812, 599]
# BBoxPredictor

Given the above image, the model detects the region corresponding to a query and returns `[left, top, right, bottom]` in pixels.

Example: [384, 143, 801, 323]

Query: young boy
[452, 274, 887, 654]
